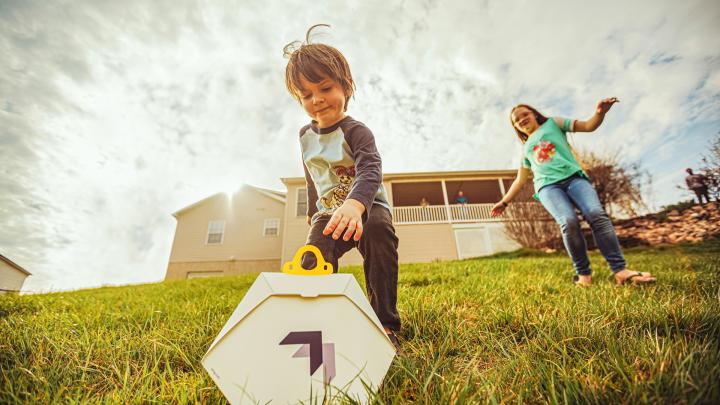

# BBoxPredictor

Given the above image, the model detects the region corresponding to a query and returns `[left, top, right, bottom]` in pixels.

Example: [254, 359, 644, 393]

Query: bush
[577, 150, 649, 218]
[503, 202, 563, 250]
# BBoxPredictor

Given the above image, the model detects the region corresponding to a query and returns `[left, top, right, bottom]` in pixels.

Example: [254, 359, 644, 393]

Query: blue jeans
[537, 175, 626, 276]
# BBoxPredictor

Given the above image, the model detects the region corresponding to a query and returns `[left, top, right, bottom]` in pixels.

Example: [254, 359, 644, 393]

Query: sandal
[614, 271, 656, 285]
[573, 275, 592, 287]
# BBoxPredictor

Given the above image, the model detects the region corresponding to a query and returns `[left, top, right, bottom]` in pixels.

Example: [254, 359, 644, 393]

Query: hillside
[1, 240, 719, 403]
[614, 203, 720, 246]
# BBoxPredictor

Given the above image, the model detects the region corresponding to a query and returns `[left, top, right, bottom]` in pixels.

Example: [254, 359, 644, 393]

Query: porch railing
[391, 205, 448, 224]
[392, 202, 540, 224]
[448, 204, 493, 222]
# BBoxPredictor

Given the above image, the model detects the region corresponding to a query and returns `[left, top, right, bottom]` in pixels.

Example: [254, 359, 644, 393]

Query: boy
[283, 25, 400, 347]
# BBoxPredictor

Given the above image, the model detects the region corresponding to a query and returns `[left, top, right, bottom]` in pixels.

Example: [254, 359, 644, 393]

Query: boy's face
[297, 74, 347, 129]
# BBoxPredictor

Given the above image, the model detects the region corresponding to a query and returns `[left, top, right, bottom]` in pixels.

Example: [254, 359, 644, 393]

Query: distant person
[455, 190, 468, 204]
[283, 25, 400, 348]
[419, 197, 429, 207]
[685, 168, 711, 205]
[491, 98, 656, 286]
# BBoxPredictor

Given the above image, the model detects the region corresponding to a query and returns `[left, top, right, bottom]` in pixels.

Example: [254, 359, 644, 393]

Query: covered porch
[390, 178, 527, 224]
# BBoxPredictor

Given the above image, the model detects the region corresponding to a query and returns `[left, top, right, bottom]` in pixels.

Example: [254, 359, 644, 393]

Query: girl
[491, 98, 656, 286]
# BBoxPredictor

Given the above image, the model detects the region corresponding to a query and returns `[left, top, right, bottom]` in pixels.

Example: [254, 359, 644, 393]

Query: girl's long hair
[510, 104, 548, 144]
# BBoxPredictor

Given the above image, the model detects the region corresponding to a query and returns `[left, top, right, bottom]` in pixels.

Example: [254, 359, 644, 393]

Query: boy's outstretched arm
[573, 97, 619, 132]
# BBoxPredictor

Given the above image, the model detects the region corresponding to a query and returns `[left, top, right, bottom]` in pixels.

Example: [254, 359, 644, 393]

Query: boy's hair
[283, 24, 355, 111]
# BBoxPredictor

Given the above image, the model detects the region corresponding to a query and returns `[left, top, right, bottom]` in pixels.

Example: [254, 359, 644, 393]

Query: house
[165, 185, 286, 280]
[0, 254, 31, 294]
[166, 170, 529, 280]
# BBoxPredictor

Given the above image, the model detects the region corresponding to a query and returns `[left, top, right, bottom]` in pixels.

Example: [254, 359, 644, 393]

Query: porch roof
[281, 169, 517, 185]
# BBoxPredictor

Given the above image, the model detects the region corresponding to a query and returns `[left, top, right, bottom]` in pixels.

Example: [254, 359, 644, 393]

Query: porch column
[441, 180, 452, 223]
[498, 178, 506, 195]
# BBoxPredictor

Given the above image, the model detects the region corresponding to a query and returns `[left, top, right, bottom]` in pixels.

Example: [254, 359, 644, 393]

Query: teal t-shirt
[522, 118, 587, 195]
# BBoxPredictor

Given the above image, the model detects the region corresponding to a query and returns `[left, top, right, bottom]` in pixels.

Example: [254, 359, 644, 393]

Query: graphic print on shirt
[533, 140, 556, 165]
[320, 165, 356, 210]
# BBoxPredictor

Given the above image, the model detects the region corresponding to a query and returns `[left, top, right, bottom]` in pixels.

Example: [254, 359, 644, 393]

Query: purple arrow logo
[279, 331, 336, 384]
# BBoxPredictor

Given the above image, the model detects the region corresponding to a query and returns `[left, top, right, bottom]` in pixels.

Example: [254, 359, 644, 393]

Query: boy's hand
[596, 97, 619, 115]
[323, 199, 365, 241]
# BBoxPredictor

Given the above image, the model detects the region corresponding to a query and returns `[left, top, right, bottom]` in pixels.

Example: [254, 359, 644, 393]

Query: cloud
[1, 0, 718, 292]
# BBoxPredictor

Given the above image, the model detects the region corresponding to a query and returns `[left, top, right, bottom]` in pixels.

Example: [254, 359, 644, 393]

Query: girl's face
[511, 107, 540, 135]
[297, 74, 347, 129]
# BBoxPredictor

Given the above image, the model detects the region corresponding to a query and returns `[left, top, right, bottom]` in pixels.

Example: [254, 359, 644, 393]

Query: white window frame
[263, 218, 280, 237]
[206, 220, 225, 245]
[296, 187, 308, 217]
[187, 271, 223, 279]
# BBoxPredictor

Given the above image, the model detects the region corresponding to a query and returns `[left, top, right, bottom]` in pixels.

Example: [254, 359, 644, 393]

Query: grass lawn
[1, 240, 719, 403]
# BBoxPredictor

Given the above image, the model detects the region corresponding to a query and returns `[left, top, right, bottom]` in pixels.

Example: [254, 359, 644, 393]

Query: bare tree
[502, 182, 562, 250]
[699, 133, 720, 201]
[577, 150, 649, 217]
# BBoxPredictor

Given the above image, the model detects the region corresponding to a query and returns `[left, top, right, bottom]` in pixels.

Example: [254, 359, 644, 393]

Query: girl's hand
[596, 97, 619, 115]
[490, 201, 507, 217]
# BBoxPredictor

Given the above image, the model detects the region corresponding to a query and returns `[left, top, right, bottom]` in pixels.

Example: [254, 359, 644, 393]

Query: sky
[1, 0, 719, 293]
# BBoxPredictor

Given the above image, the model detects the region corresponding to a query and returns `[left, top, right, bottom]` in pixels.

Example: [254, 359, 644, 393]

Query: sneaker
[386, 332, 401, 353]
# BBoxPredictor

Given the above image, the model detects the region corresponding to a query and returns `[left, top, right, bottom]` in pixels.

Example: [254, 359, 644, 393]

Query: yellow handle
[282, 245, 333, 275]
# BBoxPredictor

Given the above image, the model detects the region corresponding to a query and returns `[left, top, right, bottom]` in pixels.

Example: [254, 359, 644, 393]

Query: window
[187, 271, 223, 279]
[296, 188, 308, 217]
[263, 218, 280, 237]
[206, 220, 225, 244]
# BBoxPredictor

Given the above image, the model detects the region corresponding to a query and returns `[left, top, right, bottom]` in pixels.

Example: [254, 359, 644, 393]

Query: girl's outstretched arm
[572, 97, 619, 132]
[491, 166, 531, 216]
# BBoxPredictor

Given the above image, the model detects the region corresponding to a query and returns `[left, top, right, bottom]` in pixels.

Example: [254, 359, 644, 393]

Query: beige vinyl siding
[281, 182, 312, 265]
[165, 259, 279, 280]
[395, 223, 458, 262]
[0, 261, 28, 293]
[338, 250, 363, 266]
[168, 188, 284, 265]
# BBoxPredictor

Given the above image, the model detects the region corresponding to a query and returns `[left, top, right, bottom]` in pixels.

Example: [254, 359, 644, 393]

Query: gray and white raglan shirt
[300, 116, 391, 222]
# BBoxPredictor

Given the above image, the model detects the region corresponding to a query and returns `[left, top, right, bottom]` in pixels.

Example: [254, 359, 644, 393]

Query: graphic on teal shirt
[532, 140, 556, 164]
[523, 118, 587, 196]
